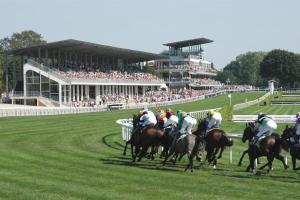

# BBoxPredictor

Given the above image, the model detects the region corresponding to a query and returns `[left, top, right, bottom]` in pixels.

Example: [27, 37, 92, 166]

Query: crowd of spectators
[51, 67, 162, 82]
[71, 85, 254, 107]
[190, 78, 222, 85]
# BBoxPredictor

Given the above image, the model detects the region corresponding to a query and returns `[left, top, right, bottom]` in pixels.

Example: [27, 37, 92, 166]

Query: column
[135, 86, 138, 96]
[69, 85, 71, 103]
[109, 85, 111, 95]
[81, 85, 84, 100]
[58, 83, 62, 106]
[86, 86, 89, 100]
[13, 56, 16, 93]
[64, 85, 67, 103]
[101, 85, 104, 95]
[72, 85, 75, 101]
[95, 85, 100, 105]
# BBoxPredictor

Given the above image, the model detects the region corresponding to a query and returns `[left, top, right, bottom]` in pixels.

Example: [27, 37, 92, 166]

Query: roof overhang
[8, 39, 166, 62]
[164, 37, 213, 48]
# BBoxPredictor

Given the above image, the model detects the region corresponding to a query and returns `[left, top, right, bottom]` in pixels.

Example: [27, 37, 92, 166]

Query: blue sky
[0, 0, 299, 68]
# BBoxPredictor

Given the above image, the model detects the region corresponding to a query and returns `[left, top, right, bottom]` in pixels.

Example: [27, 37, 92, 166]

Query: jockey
[139, 109, 157, 128]
[163, 108, 178, 128]
[293, 112, 300, 143]
[205, 110, 222, 133]
[179, 112, 197, 135]
[156, 109, 166, 129]
[253, 112, 277, 144]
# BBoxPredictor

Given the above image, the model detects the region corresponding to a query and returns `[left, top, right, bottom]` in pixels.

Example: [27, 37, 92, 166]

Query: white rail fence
[232, 115, 295, 123]
[233, 92, 271, 110]
[0, 107, 106, 117]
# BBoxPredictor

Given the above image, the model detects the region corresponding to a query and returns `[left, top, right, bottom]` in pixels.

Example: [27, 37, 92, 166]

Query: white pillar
[64, 85, 67, 103]
[142, 86, 145, 96]
[109, 85, 111, 95]
[72, 85, 75, 101]
[86, 86, 89, 100]
[58, 83, 62, 106]
[95, 85, 100, 105]
[68, 85, 71, 103]
[81, 85, 84, 100]
[101, 85, 104, 95]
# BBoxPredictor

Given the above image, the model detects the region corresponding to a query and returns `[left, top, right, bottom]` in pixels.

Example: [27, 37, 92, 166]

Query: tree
[260, 49, 299, 87]
[0, 30, 46, 92]
[217, 52, 267, 86]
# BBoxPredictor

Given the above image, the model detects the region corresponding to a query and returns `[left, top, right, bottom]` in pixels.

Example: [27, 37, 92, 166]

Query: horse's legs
[133, 145, 140, 162]
[266, 154, 274, 173]
[291, 156, 300, 170]
[238, 149, 248, 166]
[259, 162, 269, 170]
[274, 153, 289, 169]
[137, 145, 149, 162]
[217, 146, 225, 159]
[123, 141, 129, 155]
[178, 153, 185, 162]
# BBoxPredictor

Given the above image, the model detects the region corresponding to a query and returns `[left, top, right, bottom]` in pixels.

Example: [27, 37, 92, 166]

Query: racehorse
[197, 119, 233, 168]
[242, 124, 289, 175]
[162, 121, 205, 170]
[281, 126, 300, 170]
[238, 123, 260, 166]
[123, 114, 165, 162]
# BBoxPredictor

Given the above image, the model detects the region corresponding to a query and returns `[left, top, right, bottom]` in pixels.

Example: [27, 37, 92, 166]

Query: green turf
[0, 91, 299, 200]
[233, 104, 300, 115]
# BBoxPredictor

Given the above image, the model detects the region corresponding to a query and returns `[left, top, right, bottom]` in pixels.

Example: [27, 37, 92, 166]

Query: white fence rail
[233, 92, 270, 110]
[0, 107, 106, 117]
[232, 115, 295, 123]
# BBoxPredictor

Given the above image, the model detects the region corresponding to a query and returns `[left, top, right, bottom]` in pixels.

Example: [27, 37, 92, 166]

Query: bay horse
[242, 124, 288, 175]
[123, 114, 165, 162]
[238, 123, 260, 166]
[281, 126, 300, 170]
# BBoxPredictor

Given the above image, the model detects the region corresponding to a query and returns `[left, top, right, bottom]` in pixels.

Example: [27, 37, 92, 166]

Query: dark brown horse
[242, 124, 288, 175]
[282, 126, 300, 170]
[185, 119, 233, 172]
[123, 114, 165, 162]
[238, 123, 260, 166]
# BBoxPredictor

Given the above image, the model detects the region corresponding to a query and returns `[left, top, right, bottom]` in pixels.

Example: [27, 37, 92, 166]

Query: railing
[0, 107, 106, 118]
[27, 59, 71, 83]
[233, 92, 271, 110]
[232, 115, 295, 123]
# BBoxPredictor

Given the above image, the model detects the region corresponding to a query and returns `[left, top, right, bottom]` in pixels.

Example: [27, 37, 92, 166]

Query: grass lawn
[0, 91, 299, 200]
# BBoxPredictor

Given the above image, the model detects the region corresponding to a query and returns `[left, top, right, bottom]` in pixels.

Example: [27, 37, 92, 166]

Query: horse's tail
[223, 135, 233, 147]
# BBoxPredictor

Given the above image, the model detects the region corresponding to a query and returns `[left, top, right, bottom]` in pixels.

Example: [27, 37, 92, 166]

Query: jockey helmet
[258, 112, 266, 120]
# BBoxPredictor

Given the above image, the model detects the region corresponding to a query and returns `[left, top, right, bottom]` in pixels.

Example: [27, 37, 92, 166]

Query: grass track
[0, 92, 300, 200]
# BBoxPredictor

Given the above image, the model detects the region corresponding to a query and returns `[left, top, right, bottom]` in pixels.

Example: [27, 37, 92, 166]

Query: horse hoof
[213, 165, 216, 169]
[285, 165, 289, 169]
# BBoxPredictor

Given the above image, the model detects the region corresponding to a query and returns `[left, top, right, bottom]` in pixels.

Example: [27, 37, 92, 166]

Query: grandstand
[155, 37, 221, 89]
[3, 39, 166, 107]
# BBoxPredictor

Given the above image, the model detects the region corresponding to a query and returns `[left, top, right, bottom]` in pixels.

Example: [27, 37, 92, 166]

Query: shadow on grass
[102, 133, 124, 151]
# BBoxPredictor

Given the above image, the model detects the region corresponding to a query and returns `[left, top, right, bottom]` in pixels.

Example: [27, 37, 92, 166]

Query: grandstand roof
[8, 39, 165, 62]
[164, 37, 213, 48]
